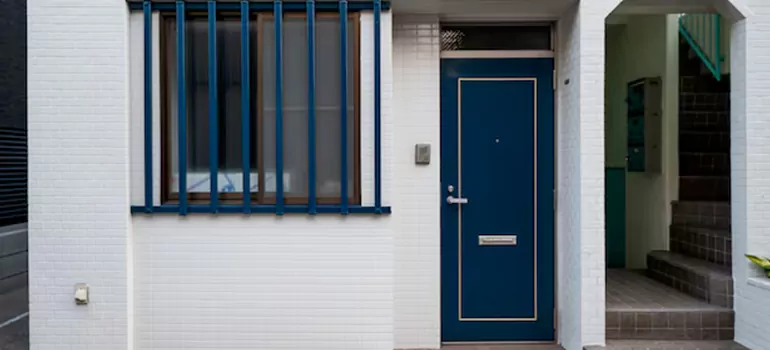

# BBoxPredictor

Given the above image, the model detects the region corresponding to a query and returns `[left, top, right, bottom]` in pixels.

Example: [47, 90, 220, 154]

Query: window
[160, 13, 360, 205]
[440, 25, 552, 51]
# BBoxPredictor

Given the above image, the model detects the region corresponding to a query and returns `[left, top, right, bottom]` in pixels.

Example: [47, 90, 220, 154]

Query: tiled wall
[392, 15, 441, 350]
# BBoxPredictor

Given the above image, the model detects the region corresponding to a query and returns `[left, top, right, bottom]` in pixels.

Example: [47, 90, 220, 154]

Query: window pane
[316, 17, 355, 200]
[164, 17, 258, 197]
[441, 25, 551, 51]
[262, 15, 356, 202]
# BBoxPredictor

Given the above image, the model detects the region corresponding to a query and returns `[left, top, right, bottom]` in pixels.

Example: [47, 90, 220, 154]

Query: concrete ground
[0, 287, 28, 350]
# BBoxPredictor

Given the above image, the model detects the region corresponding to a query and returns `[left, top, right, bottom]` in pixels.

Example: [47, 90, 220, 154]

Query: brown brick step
[679, 131, 729, 153]
[607, 270, 733, 341]
[670, 225, 732, 267]
[681, 75, 731, 94]
[647, 251, 733, 308]
[679, 111, 729, 132]
[679, 177, 729, 202]
[680, 92, 729, 112]
[679, 152, 729, 177]
[586, 340, 747, 350]
[672, 201, 730, 230]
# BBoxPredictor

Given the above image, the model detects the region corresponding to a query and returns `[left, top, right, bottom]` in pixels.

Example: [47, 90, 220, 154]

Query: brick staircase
[605, 37, 735, 344]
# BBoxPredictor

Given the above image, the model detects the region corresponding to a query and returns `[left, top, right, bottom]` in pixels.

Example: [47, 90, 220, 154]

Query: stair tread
[679, 151, 730, 155]
[607, 270, 728, 312]
[679, 175, 729, 179]
[673, 200, 730, 205]
[671, 224, 730, 235]
[649, 251, 731, 279]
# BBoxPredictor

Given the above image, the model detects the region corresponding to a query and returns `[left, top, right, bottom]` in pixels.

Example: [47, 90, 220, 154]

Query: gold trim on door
[457, 77, 538, 322]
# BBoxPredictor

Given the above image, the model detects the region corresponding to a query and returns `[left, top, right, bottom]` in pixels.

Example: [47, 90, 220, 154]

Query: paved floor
[607, 270, 723, 311]
[440, 345, 563, 350]
[0, 287, 28, 350]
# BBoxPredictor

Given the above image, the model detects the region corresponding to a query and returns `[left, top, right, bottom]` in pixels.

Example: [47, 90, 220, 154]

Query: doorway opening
[603, 10, 734, 341]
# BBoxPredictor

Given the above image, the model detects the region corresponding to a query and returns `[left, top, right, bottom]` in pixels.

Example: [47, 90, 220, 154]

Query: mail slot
[478, 235, 517, 246]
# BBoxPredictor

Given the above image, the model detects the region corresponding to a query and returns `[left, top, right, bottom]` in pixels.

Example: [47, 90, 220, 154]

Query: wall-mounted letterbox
[626, 77, 662, 173]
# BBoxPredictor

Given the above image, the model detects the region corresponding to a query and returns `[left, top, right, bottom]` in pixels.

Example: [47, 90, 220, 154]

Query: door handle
[446, 195, 469, 204]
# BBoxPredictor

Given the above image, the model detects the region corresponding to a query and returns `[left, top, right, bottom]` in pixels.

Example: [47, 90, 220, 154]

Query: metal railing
[129, 0, 389, 216]
[679, 13, 723, 81]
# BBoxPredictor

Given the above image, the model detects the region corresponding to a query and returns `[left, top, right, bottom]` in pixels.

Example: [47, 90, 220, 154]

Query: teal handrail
[679, 13, 722, 81]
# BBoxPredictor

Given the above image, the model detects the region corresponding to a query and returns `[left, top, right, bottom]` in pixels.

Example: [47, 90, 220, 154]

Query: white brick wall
[28, 0, 133, 349]
[555, 6, 582, 349]
[392, 15, 441, 350]
[34, 1, 770, 349]
[132, 215, 393, 350]
[130, 11, 396, 350]
[731, 1, 770, 349]
[555, 1, 619, 348]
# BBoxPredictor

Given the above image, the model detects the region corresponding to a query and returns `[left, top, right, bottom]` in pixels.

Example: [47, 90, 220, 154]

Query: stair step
[672, 201, 730, 230]
[679, 131, 729, 153]
[681, 76, 730, 94]
[587, 340, 747, 350]
[679, 131, 730, 153]
[679, 111, 729, 132]
[680, 92, 729, 112]
[679, 152, 729, 176]
[670, 225, 732, 266]
[679, 177, 730, 202]
[647, 251, 733, 308]
[607, 270, 733, 341]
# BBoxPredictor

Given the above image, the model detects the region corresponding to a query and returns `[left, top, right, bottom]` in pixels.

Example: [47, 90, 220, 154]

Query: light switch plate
[415, 144, 431, 165]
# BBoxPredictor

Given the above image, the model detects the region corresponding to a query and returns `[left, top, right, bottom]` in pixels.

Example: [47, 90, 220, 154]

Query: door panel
[440, 58, 554, 342]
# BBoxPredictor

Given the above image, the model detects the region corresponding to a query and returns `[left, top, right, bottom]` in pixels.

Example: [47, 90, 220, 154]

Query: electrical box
[626, 77, 662, 173]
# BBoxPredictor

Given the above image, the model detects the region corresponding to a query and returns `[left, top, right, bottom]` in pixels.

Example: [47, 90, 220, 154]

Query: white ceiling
[389, 0, 578, 21]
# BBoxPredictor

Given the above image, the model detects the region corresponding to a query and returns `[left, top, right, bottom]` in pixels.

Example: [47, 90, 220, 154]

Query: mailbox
[626, 77, 662, 173]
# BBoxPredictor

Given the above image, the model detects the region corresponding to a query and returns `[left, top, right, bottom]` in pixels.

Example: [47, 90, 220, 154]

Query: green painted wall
[605, 15, 679, 269]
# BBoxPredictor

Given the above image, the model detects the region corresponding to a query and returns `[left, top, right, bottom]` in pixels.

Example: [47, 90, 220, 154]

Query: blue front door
[440, 58, 555, 342]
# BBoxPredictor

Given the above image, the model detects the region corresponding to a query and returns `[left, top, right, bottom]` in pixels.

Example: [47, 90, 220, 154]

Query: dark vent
[0, 128, 26, 226]
[441, 25, 551, 51]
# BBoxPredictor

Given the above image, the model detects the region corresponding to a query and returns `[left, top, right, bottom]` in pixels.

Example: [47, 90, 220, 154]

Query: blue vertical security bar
[208, 0, 219, 212]
[373, 0, 382, 213]
[274, 0, 285, 215]
[307, 0, 317, 214]
[176, 0, 188, 215]
[339, 0, 349, 214]
[143, 1, 153, 213]
[241, 1, 251, 213]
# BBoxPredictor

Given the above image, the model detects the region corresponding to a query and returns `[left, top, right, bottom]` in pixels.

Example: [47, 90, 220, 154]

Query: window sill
[748, 277, 770, 292]
[131, 204, 391, 215]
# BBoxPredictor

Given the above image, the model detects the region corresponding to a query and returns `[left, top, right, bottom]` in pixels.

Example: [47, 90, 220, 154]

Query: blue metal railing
[130, 0, 389, 216]
[679, 13, 723, 81]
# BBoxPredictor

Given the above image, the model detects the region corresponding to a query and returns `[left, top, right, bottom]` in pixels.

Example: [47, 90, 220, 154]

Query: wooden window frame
[159, 11, 362, 206]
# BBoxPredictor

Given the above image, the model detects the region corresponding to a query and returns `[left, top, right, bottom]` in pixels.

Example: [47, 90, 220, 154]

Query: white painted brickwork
[28, 0, 133, 349]
[29, 0, 770, 349]
[131, 11, 396, 350]
[392, 15, 441, 350]
[555, 6, 582, 350]
[555, 1, 620, 347]
[132, 216, 393, 350]
[732, 1, 770, 349]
